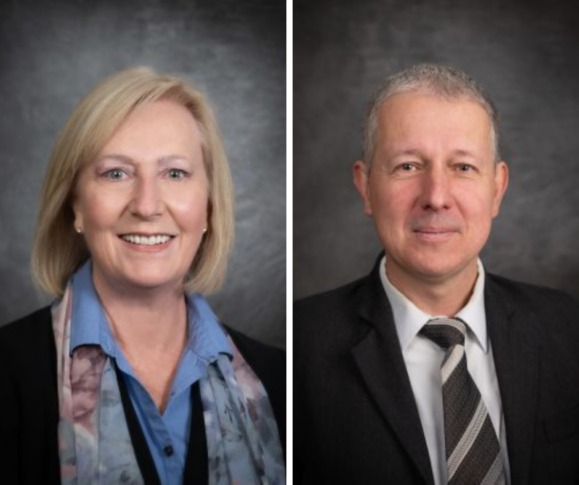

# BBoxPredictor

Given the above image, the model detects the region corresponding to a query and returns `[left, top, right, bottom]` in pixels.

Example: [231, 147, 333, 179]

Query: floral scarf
[52, 284, 285, 484]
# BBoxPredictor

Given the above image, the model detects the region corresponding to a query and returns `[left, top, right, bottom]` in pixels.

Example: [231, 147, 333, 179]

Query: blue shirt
[70, 260, 232, 484]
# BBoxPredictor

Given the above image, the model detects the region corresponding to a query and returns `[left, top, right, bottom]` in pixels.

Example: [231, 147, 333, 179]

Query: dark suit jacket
[0, 306, 286, 484]
[295, 257, 579, 484]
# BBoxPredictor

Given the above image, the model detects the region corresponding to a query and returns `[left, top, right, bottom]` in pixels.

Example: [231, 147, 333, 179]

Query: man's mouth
[414, 229, 453, 234]
[412, 227, 458, 241]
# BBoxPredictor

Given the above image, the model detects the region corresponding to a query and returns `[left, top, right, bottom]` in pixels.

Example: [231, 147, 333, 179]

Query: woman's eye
[167, 169, 188, 179]
[102, 169, 126, 180]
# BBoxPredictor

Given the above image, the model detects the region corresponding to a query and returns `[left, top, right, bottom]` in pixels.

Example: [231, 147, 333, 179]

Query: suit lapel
[485, 277, 542, 485]
[351, 261, 434, 485]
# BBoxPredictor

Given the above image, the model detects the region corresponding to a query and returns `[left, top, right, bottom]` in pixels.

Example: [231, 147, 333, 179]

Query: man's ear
[353, 161, 373, 216]
[492, 161, 509, 218]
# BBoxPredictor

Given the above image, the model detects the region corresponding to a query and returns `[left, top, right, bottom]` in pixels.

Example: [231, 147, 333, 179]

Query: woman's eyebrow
[96, 154, 191, 166]
[158, 155, 191, 166]
[96, 154, 136, 165]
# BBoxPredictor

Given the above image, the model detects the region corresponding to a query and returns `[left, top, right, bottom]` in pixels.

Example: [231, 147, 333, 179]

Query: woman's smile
[119, 233, 176, 252]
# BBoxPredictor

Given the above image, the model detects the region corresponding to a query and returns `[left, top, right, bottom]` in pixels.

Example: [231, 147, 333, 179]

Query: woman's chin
[98, 267, 186, 295]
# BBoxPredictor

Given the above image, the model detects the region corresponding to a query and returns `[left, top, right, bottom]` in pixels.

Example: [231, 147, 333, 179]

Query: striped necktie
[420, 318, 506, 485]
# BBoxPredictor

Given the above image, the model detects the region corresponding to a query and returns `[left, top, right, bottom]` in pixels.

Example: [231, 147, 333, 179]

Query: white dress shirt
[379, 256, 510, 485]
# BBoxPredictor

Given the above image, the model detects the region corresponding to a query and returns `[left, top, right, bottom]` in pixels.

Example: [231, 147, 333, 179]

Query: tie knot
[420, 318, 466, 349]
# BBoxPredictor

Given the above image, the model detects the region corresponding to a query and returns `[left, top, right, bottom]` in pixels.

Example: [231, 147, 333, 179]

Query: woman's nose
[130, 177, 162, 219]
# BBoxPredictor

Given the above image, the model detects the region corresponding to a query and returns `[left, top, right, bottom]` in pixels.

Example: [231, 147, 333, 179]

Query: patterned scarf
[52, 284, 285, 484]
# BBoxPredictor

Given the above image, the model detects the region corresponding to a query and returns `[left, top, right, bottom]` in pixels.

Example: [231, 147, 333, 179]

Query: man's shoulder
[487, 272, 579, 311]
[294, 275, 370, 324]
[486, 272, 579, 332]
[293, 273, 379, 357]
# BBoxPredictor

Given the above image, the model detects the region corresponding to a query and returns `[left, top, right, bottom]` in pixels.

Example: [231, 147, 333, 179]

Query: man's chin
[388, 255, 478, 285]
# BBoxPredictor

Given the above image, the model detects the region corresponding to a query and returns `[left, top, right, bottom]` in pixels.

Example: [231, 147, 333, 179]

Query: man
[294, 64, 579, 484]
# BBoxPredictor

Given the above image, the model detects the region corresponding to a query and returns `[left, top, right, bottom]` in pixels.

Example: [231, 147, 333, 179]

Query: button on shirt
[379, 256, 511, 485]
[70, 261, 232, 485]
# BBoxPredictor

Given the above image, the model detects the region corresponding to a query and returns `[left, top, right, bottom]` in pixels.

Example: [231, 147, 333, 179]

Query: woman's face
[72, 100, 209, 294]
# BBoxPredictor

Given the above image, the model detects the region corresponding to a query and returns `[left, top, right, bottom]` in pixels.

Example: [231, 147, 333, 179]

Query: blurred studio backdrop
[294, 0, 579, 302]
[0, 0, 286, 348]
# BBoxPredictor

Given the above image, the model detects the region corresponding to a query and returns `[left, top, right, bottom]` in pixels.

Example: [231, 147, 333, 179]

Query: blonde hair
[32, 67, 235, 295]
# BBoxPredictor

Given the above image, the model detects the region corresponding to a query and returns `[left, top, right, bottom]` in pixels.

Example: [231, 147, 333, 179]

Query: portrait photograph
[0, 0, 286, 483]
[0, 0, 286, 347]
[294, 0, 579, 483]
[294, 0, 579, 302]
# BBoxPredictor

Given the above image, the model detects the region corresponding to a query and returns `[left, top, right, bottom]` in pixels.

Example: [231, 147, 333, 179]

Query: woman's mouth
[120, 234, 175, 246]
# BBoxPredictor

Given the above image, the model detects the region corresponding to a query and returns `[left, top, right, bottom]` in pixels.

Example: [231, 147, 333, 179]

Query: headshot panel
[0, 0, 286, 348]
[0, 1, 286, 483]
[294, 0, 579, 302]
[294, 0, 579, 483]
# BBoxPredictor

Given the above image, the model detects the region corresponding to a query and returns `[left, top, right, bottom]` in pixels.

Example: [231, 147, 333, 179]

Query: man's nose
[130, 176, 162, 219]
[419, 168, 451, 211]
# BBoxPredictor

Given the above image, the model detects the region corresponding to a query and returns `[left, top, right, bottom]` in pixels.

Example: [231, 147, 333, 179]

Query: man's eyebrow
[388, 148, 479, 159]
[451, 149, 478, 158]
[389, 149, 423, 158]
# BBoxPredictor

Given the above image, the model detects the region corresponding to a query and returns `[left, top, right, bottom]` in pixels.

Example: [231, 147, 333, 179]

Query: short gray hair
[363, 64, 500, 165]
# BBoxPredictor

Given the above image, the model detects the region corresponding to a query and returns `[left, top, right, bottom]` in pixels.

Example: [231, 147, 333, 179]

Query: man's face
[354, 92, 508, 288]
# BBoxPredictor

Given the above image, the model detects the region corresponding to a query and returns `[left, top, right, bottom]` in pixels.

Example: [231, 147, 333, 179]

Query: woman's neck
[92, 270, 188, 355]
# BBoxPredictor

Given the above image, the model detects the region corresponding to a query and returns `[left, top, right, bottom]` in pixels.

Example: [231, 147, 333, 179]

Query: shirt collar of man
[379, 255, 489, 354]
[69, 259, 232, 362]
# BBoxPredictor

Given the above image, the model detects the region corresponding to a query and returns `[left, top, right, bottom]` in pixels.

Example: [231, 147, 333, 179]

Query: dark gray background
[294, 0, 579, 302]
[0, 0, 285, 348]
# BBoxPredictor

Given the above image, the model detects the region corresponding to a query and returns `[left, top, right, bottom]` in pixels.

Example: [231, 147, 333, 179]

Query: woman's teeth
[121, 234, 172, 246]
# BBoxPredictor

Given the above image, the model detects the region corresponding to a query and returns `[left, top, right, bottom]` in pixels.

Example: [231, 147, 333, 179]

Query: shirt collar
[185, 293, 233, 363]
[379, 255, 488, 353]
[70, 260, 114, 355]
[70, 259, 232, 361]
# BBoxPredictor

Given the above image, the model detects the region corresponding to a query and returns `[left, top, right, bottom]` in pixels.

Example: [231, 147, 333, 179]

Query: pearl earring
[75, 226, 82, 234]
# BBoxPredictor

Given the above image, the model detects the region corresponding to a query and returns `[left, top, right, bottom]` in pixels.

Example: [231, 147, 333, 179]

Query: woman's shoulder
[0, 306, 55, 363]
[0, 305, 54, 337]
[226, 326, 285, 364]
[225, 325, 285, 389]
[225, 325, 286, 446]
[0, 306, 61, 483]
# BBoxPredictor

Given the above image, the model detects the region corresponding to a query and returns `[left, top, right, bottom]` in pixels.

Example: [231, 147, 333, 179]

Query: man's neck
[385, 258, 479, 316]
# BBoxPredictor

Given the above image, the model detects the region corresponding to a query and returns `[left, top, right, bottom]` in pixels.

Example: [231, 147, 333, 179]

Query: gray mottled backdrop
[294, 0, 579, 302]
[0, 0, 285, 348]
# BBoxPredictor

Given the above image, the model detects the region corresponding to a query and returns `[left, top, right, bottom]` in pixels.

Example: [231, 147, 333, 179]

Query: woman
[0, 67, 285, 484]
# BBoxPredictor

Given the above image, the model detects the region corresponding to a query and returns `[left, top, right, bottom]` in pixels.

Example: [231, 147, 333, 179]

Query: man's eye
[457, 164, 474, 172]
[102, 169, 126, 180]
[398, 163, 416, 172]
[167, 169, 188, 179]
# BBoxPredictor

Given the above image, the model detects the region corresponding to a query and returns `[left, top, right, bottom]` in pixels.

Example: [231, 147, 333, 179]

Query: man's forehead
[378, 91, 490, 119]
[376, 93, 491, 137]
[373, 92, 494, 160]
